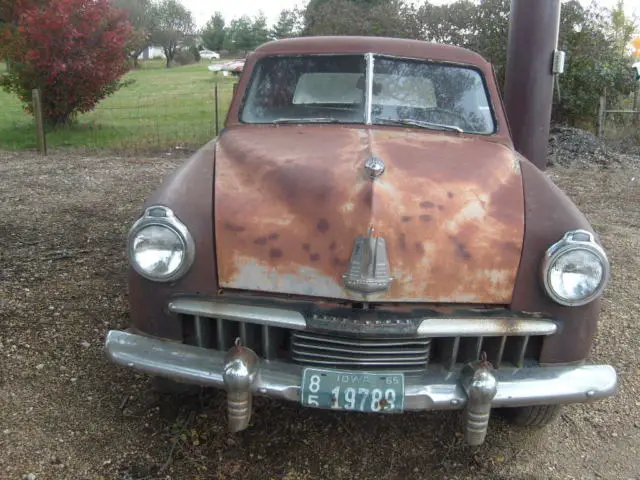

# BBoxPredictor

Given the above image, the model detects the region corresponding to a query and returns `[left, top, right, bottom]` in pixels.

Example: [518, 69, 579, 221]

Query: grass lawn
[0, 60, 237, 152]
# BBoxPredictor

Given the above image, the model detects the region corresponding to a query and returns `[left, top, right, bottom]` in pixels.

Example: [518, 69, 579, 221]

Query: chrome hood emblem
[364, 155, 385, 179]
[343, 227, 393, 294]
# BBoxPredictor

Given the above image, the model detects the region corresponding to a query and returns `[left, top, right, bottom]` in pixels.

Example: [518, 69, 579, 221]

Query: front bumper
[105, 330, 617, 443]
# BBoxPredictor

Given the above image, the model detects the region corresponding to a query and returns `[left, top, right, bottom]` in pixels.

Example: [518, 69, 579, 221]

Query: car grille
[291, 331, 431, 371]
[180, 315, 543, 371]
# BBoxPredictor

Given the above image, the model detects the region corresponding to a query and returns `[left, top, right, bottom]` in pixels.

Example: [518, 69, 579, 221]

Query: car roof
[254, 36, 488, 66]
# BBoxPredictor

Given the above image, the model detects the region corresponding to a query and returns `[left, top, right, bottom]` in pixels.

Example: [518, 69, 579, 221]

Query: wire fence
[12, 82, 237, 155]
[598, 88, 640, 141]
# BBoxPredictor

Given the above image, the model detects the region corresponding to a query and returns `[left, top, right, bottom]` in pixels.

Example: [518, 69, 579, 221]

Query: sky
[182, 0, 638, 29]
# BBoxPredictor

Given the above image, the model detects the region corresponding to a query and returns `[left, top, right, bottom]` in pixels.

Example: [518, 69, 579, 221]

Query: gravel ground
[1, 138, 639, 480]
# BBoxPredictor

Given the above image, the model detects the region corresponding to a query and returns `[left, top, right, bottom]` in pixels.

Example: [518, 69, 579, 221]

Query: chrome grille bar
[175, 301, 549, 372]
[291, 331, 431, 370]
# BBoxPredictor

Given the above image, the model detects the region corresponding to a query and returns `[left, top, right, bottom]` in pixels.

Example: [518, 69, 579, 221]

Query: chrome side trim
[105, 331, 617, 409]
[168, 299, 307, 330]
[417, 317, 556, 337]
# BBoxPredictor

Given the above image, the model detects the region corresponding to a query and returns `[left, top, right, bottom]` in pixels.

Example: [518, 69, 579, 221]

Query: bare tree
[113, 0, 155, 68]
[151, 0, 195, 68]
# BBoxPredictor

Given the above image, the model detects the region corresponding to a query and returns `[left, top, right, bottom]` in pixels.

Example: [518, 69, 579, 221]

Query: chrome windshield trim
[168, 298, 307, 330]
[416, 317, 557, 337]
[365, 52, 374, 125]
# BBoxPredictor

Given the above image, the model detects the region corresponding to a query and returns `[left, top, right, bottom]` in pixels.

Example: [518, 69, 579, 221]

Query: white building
[138, 46, 166, 60]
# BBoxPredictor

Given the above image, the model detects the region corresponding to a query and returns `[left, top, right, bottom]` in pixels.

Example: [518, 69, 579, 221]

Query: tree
[0, 0, 132, 126]
[224, 14, 269, 54]
[553, 0, 637, 125]
[201, 12, 225, 52]
[112, 0, 155, 68]
[271, 8, 302, 39]
[0, 0, 49, 71]
[251, 11, 270, 47]
[302, 0, 410, 37]
[151, 0, 195, 68]
[224, 16, 252, 53]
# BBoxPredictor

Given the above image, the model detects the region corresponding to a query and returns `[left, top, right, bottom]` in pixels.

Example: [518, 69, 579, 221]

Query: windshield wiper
[271, 117, 341, 124]
[375, 118, 464, 133]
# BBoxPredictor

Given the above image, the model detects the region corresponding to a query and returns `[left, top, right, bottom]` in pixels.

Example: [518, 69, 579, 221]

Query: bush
[0, 0, 133, 126]
[173, 49, 196, 66]
[189, 45, 201, 62]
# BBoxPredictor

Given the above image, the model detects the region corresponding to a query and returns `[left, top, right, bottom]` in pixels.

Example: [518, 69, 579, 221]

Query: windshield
[240, 54, 495, 134]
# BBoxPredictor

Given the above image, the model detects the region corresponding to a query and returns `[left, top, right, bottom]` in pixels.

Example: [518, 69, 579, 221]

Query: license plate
[300, 368, 404, 413]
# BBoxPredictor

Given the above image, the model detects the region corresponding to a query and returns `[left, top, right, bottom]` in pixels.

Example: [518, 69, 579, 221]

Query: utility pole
[503, 0, 562, 171]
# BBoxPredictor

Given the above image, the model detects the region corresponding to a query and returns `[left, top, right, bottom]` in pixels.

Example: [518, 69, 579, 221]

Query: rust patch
[398, 233, 407, 250]
[450, 236, 472, 260]
[225, 222, 245, 232]
[332, 256, 347, 267]
[214, 126, 524, 303]
[317, 218, 330, 234]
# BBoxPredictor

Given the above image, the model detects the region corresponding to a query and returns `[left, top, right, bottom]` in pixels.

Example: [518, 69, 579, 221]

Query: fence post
[597, 95, 606, 138]
[32, 88, 47, 155]
[633, 82, 639, 127]
[214, 83, 219, 136]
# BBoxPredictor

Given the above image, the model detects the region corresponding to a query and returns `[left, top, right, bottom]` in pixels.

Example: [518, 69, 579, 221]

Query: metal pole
[32, 88, 47, 156]
[214, 83, 219, 136]
[503, 0, 561, 171]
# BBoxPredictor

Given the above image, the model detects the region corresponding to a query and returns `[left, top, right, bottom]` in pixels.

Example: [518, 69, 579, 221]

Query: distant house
[138, 46, 166, 60]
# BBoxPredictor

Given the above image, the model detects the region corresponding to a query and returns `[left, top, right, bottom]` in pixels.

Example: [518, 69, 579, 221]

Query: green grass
[0, 60, 237, 153]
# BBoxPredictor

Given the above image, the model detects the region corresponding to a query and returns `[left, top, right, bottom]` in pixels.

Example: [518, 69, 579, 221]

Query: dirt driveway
[1, 149, 639, 480]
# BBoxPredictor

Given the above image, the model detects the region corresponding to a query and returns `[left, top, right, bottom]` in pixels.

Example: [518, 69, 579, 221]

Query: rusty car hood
[214, 125, 524, 303]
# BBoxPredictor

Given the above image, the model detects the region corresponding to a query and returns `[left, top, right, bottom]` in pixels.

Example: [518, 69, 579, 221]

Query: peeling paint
[214, 126, 524, 303]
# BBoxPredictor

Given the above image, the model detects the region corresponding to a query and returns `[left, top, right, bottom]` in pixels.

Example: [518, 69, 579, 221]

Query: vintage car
[105, 36, 617, 446]
[208, 59, 245, 76]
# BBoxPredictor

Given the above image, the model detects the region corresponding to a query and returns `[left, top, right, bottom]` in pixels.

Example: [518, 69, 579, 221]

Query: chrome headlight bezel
[127, 206, 195, 282]
[541, 229, 610, 307]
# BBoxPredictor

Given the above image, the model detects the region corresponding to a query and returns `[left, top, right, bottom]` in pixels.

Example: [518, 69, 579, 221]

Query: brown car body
[106, 36, 619, 445]
[128, 37, 600, 365]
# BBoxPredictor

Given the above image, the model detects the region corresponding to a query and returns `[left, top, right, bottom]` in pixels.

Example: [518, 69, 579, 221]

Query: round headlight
[542, 230, 609, 306]
[127, 207, 195, 282]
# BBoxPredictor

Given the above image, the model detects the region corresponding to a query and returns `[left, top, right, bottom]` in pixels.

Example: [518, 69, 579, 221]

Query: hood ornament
[364, 156, 385, 180]
[343, 226, 393, 295]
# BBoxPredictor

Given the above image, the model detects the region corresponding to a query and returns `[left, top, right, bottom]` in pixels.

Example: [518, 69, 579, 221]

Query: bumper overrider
[105, 328, 617, 446]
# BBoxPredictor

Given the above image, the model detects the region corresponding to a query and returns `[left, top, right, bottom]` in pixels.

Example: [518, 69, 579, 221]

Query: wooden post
[214, 83, 219, 136]
[32, 88, 47, 155]
[633, 82, 639, 127]
[598, 95, 606, 138]
[503, 0, 561, 171]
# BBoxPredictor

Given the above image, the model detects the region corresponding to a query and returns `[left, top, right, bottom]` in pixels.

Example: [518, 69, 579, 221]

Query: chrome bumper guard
[105, 330, 617, 445]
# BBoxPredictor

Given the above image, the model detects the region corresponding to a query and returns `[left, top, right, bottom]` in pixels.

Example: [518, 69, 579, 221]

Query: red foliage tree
[0, 0, 132, 125]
